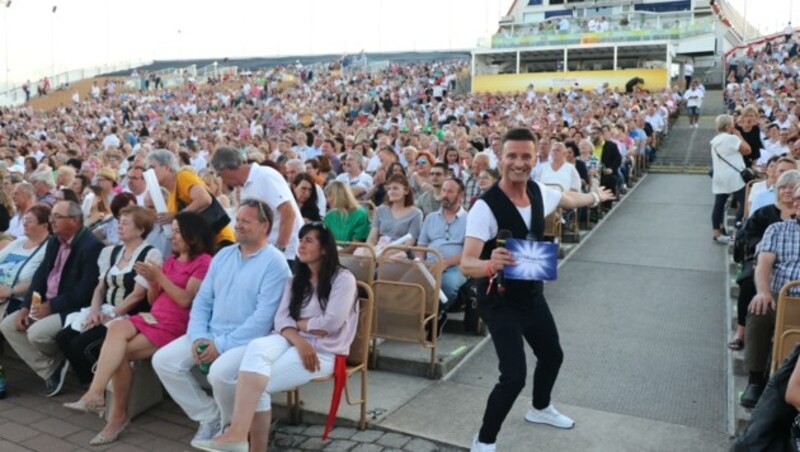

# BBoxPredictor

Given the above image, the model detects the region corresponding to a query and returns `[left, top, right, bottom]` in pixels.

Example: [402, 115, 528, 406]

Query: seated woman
[0, 204, 51, 316]
[534, 140, 581, 193]
[292, 173, 321, 223]
[368, 174, 422, 250]
[468, 169, 499, 209]
[94, 193, 137, 245]
[63, 211, 214, 445]
[194, 222, 358, 452]
[55, 206, 163, 388]
[85, 186, 114, 233]
[323, 181, 371, 253]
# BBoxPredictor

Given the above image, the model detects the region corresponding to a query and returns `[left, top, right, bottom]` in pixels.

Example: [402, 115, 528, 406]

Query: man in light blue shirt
[416, 178, 468, 336]
[153, 199, 291, 449]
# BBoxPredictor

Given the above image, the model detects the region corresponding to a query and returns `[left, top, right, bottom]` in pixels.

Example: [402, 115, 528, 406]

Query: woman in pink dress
[62, 211, 214, 446]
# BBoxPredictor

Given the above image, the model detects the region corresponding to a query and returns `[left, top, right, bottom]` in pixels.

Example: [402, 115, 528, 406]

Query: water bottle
[0, 364, 7, 399]
[196, 343, 210, 374]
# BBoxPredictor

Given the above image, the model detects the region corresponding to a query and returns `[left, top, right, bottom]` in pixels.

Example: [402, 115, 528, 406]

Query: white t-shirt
[465, 182, 562, 242]
[5, 213, 24, 238]
[684, 63, 694, 77]
[335, 171, 373, 197]
[684, 87, 703, 108]
[0, 237, 48, 288]
[536, 162, 581, 192]
[241, 164, 303, 259]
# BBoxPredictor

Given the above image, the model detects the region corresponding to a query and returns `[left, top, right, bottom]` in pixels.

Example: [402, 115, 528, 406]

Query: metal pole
[563, 48, 568, 72]
[613, 45, 618, 70]
[516, 51, 520, 74]
[51, 6, 56, 79]
[742, 0, 747, 41]
[4, 2, 9, 92]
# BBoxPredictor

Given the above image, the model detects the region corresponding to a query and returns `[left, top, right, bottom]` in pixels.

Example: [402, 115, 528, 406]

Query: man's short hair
[345, 151, 364, 169]
[445, 177, 465, 194]
[211, 147, 245, 172]
[502, 128, 537, 146]
[239, 198, 273, 235]
[146, 149, 179, 172]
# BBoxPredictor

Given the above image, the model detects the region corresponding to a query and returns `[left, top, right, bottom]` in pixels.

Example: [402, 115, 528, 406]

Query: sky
[725, 0, 800, 37]
[0, 0, 513, 90]
[0, 0, 796, 91]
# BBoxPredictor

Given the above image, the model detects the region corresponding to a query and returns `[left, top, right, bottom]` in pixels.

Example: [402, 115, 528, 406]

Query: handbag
[714, 145, 756, 184]
[175, 171, 231, 234]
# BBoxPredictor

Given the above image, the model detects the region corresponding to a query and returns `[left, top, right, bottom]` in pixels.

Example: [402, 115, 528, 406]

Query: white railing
[0, 59, 151, 106]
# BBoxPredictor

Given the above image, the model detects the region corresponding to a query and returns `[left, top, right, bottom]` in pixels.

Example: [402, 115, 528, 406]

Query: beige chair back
[772, 280, 800, 372]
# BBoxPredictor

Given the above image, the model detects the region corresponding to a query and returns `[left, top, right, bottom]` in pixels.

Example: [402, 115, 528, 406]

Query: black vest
[478, 181, 545, 304]
[105, 244, 152, 315]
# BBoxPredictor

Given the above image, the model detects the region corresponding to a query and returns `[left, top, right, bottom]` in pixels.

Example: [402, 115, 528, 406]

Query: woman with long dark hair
[195, 222, 358, 452]
[63, 211, 214, 445]
[292, 173, 321, 223]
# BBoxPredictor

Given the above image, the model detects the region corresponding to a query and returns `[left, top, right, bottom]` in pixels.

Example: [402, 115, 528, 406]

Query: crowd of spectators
[0, 56, 679, 448]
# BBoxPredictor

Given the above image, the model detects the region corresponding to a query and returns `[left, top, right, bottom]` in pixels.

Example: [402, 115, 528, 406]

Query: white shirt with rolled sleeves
[336, 171, 373, 198]
[241, 163, 303, 259]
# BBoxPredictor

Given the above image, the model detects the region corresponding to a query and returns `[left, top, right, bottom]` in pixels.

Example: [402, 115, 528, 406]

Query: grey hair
[211, 146, 244, 172]
[346, 151, 364, 169]
[715, 114, 734, 132]
[59, 200, 84, 226]
[30, 170, 55, 188]
[146, 149, 179, 172]
[285, 159, 305, 173]
[776, 170, 800, 206]
[15, 182, 35, 197]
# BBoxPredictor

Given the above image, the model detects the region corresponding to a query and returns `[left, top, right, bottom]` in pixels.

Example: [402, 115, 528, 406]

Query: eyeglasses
[416, 159, 429, 165]
[241, 199, 269, 222]
[49, 213, 74, 221]
[430, 172, 445, 177]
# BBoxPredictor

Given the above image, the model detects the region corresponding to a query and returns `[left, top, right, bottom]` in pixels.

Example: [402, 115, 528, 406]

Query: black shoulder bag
[714, 144, 757, 184]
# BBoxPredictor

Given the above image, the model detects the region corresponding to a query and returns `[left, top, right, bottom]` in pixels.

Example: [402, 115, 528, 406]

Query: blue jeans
[441, 266, 467, 310]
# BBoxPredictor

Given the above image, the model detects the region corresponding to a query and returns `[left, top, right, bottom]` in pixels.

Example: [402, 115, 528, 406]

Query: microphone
[496, 229, 512, 296]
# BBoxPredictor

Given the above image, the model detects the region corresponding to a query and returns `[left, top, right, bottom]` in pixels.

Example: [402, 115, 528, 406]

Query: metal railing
[488, 14, 715, 49]
[0, 59, 150, 106]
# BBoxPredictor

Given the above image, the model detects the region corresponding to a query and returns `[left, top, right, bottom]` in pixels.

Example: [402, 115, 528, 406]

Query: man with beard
[416, 177, 468, 337]
[590, 126, 621, 208]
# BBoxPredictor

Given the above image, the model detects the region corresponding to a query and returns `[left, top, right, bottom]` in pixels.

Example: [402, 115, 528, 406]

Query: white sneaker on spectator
[524, 404, 575, 429]
[471, 433, 496, 452]
[190, 419, 222, 449]
[713, 235, 733, 245]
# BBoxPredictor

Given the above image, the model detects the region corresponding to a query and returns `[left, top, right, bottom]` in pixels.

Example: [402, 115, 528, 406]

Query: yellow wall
[472, 68, 668, 93]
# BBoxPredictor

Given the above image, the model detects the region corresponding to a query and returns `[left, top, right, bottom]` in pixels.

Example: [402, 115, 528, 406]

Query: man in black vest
[461, 128, 613, 451]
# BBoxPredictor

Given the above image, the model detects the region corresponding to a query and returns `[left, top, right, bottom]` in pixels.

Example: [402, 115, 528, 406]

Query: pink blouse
[273, 269, 358, 356]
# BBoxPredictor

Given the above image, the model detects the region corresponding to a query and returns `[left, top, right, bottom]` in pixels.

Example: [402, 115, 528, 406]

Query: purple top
[273, 269, 358, 356]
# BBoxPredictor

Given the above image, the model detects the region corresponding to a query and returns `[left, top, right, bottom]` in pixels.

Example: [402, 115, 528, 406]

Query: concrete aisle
[380, 173, 732, 451]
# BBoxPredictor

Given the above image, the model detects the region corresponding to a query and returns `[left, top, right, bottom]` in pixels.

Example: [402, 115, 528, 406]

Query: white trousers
[239, 334, 334, 412]
[152, 335, 246, 426]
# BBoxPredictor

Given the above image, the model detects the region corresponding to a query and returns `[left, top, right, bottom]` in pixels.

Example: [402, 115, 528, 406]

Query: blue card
[503, 239, 558, 281]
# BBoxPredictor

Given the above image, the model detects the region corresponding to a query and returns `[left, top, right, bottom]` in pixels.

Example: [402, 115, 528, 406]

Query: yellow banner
[472, 68, 668, 93]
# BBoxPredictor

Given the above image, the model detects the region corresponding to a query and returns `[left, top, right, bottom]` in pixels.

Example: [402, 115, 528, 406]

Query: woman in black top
[735, 106, 763, 168]
[292, 173, 321, 223]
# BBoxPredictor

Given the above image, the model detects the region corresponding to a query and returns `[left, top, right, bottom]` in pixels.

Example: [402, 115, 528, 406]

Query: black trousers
[737, 275, 756, 327]
[477, 295, 564, 444]
[55, 325, 107, 385]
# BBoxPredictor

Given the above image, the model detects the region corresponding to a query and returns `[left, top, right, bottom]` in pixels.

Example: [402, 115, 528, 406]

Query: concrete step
[734, 373, 752, 434]
[369, 332, 487, 380]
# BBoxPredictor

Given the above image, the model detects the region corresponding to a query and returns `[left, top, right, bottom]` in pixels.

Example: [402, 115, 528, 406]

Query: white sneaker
[471, 433, 496, 452]
[524, 404, 575, 429]
[190, 419, 222, 448]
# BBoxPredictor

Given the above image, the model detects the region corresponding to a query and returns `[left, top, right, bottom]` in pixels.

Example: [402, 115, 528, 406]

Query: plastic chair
[337, 242, 376, 286]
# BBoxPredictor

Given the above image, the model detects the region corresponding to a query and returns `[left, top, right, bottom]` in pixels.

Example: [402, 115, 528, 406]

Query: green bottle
[196, 343, 210, 374]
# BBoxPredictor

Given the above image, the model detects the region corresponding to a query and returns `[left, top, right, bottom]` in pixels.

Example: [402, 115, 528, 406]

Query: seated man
[416, 178, 468, 336]
[416, 162, 447, 217]
[152, 199, 291, 448]
[0, 200, 104, 396]
[335, 151, 373, 200]
[741, 184, 800, 409]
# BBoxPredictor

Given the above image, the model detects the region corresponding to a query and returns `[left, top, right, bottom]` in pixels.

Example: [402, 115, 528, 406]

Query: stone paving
[0, 356, 464, 451]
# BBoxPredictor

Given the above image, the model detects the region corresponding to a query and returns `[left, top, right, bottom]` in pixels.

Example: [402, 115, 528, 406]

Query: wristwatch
[276, 244, 286, 252]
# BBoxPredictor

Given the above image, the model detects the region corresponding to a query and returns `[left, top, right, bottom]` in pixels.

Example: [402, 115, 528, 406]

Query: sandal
[728, 338, 744, 351]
